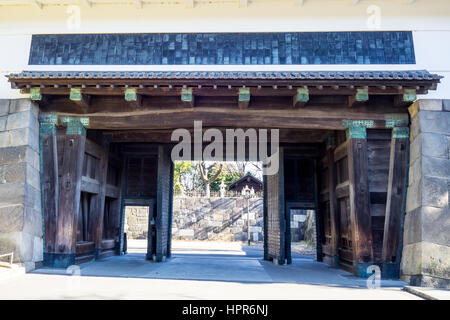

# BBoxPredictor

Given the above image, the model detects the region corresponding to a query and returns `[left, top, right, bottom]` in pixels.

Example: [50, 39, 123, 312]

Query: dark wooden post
[382, 127, 409, 278]
[148, 145, 172, 262]
[39, 114, 60, 266]
[325, 133, 340, 267]
[345, 121, 374, 277]
[52, 118, 87, 268]
[166, 159, 175, 258]
[263, 147, 287, 265]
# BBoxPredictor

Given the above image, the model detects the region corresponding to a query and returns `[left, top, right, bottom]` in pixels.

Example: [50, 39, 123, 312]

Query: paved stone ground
[0, 240, 421, 300]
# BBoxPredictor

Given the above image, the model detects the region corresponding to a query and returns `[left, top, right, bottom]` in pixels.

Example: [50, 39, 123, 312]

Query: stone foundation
[402, 99, 450, 288]
[0, 99, 42, 271]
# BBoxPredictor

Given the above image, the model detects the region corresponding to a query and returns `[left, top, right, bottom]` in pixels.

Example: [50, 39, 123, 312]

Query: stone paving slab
[404, 286, 450, 300]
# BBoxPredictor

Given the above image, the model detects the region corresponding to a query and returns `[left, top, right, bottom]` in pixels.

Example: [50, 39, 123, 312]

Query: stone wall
[172, 197, 264, 242]
[124, 206, 150, 240]
[0, 99, 42, 271]
[402, 99, 450, 288]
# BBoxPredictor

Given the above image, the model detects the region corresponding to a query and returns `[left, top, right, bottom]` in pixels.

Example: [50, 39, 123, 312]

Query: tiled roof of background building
[28, 32, 416, 66]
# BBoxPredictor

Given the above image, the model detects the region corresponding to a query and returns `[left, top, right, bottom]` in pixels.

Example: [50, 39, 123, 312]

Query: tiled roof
[28, 32, 416, 66]
[8, 70, 442, 81]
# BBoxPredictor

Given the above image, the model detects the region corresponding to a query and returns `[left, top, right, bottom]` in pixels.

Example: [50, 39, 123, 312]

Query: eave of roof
[7, 70, 443, 81]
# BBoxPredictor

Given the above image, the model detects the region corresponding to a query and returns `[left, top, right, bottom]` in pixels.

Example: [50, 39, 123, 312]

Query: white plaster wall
[0, 0, 449, 98]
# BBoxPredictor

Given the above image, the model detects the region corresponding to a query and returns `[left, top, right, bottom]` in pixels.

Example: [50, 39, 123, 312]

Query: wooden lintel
[181, 87, 194, 108]
[238, 88, 250, 109]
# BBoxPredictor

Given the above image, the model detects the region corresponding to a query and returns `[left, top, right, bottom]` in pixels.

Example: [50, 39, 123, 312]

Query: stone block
[8, 99, 38, 116]
[409, 135, 421, 163]
[420, 242, 450, 280]
[0, 128, 39, 152]
[0, 182, 25, 206]
[443, 100, 450, 112]
[422, 156, 450, 178]
[6, 110, 33, 131]
[410, 115, 421, 141]
[422, 176, 448, 208]
[422, 133, 448, 159]
[179, 229, 194, 237]
[418, 99, 443, 111]
[24, 183, 41, 212]
[422, 206, 450, 247]
[401, 242, 422, 277]
[0, 161, 26, 184]
[0, 116, 6, 131]
[0, 100, 9, 116]
[0, 204, 24, 233]
[0, 145, 27, 166]
[419, 110, 450, 135]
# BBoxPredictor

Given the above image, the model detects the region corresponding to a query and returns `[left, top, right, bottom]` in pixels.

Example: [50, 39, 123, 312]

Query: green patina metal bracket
[38, 113, 58, 136]
[296, 88, 309, 102]
[61, 116, 89, 136]
[385, 114, 409, 128]
[181, 87, 193, 102]
[355, 88, 369, 102]
[393, 127, 410, 139]
[343, 120, 374, 139]
[30, 87, 42, 101]
[125, 87, 138, 101]
[69, 87, 83, 101]
[238, 88, 251, 102]
[403, 89, 417, 102]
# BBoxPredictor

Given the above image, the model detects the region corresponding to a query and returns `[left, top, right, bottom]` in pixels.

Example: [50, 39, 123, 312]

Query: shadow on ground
[32, 240, 406, 290]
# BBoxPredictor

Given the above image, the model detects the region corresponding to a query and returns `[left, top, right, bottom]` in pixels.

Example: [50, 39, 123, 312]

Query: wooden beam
[80, 176, 100, 194]
[293, 87, 309, 108]
[43, 107, 408, 131]
[238, 87, 250, 109]
[381, 127, 409, 275]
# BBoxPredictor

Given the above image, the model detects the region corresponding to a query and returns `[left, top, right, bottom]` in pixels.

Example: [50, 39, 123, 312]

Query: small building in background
[228, 174, 263, 194]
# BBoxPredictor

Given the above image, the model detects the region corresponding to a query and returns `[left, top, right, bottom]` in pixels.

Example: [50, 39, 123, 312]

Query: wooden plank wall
[318, 128, 408, 278]
[42, 126, 123, 267]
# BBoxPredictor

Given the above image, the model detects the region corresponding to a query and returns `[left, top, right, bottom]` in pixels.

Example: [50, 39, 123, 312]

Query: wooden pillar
[39, 114, 59, 266]
[263, 147, 288, 265]
[382, 127, 409, 278]
[52, 118, 87, 268]
[166, 159, 175, 258]
[325, 133, 340, 267]
[345, 121, 374, 277]
[148, 145, 172, 262]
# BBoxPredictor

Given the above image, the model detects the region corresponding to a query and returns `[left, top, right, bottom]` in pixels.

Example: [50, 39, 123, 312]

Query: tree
[198, 161, 223, 197]
[174, 161, 195, 194]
